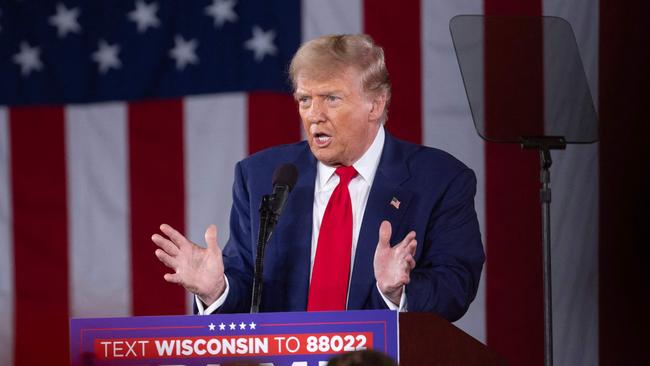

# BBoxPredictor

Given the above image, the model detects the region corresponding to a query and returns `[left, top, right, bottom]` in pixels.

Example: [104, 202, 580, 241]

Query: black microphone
[251, 163, 298, 313]
[269, 163, 298, 216]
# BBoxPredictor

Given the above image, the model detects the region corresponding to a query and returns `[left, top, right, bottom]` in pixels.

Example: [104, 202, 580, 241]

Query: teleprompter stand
[450, 15, 598, 366]
[522, 136, 566, 366]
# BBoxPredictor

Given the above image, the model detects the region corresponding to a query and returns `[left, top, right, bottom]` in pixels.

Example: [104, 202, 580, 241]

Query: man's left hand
[373, 220, 417, 305]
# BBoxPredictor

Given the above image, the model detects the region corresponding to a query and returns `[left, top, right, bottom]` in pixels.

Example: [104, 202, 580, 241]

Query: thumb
[377, 220, 392, 249]
[204, 224, 219, 252]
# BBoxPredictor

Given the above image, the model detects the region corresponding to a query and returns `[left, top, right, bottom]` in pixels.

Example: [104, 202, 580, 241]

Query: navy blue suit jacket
[216, 132, 484, 321]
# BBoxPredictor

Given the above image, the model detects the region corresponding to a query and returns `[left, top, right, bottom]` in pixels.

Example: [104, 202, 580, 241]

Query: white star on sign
[128, 0, 160, 33]
[249, 322, 256, 330]
[49, 3, 81, 38]
[229, 322, 236, 330]
[208, 323, 216, 331]
[13, 42, 43, 76]
[92, 40, 121, 74]
[244, 26, 277, 62]
[169, 35, 199, 70]
[205, 0, 238, 27]
[219, 322, 226, 331]
[239, 322, 247, 330]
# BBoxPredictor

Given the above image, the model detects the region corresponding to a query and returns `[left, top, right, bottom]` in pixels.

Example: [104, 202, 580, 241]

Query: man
[152, 34, 484, 321]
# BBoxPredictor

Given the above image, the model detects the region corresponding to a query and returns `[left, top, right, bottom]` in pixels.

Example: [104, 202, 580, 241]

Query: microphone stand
[249, 163, 297, 313]
[250, 194, 278, 313]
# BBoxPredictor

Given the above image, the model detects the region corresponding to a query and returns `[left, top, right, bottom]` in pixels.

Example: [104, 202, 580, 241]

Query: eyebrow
[294, 90, 345, 98]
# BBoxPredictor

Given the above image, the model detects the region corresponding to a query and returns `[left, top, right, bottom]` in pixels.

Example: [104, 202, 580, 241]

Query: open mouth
[313, 132, 332, 147]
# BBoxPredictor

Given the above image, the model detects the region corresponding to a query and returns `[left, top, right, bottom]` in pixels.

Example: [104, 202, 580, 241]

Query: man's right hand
[152, 224, 226, 305]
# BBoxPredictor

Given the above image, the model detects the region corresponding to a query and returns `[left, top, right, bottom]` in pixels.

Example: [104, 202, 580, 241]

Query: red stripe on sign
[129, 99, 186, 315]
[484, 2, 544, 366]
[599, 0, 650, 363]
[247, 92, 301, 155]
[10, 106, 69, 366]
[364, 0, 422, 144]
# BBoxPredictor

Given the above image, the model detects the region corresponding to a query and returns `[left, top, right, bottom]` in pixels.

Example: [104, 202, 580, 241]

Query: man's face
[294, 67, 384, 167]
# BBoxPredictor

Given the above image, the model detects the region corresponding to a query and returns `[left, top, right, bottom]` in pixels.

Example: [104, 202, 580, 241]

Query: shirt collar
[316, 125, 385, 189]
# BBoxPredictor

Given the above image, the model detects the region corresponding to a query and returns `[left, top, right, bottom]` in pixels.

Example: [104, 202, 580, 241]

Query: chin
[312, 152, 338, 166]
[309, 145, 346, 166]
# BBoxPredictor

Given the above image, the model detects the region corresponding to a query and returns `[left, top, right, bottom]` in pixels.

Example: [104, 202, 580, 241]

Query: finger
[405, 256, 416, 271]
[397, 231, 416, 248]
[151, 234, 180, 256]
[163, 273, 182, 285]
[204, 224, 219, 252]
[155, 249, 178, 270]
[406, 239, 417, 256]
[378, 221, 392, 249]
[160, 224, 188, 249]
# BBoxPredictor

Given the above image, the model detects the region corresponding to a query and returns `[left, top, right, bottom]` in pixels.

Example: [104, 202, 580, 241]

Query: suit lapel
[348, 133, 413, 309]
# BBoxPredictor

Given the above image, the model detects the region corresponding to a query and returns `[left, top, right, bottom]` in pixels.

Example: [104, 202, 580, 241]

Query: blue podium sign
[70, 309, 398, 366]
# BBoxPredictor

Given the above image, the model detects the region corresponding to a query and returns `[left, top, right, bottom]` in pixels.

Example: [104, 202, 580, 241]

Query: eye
[325, 95, 340, 102]
[296, 96, 311, 107]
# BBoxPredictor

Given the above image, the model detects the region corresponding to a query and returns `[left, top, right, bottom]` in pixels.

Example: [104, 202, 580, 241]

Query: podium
[71, 310, 504, 365]
[399, 312, 503, 365]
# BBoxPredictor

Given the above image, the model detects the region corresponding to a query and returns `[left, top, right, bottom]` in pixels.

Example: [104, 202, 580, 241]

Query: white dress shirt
[197, 126, 406, 314]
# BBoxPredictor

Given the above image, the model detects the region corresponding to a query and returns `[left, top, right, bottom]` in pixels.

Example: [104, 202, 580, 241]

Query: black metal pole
[540, 149, 553, 366]
[250, 195, 276, 313]
[523, 137, 564, 366]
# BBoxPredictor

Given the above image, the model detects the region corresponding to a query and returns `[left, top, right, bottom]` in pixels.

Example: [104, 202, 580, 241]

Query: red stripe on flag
[247, 92, 301, 155]
[364, 0, 422, 144]
[599, 0, 650, 363]
[10, 106, 69, 365]
[129, 99, 186, 315]
[484, 2, 544, 366]
[485, 145, 543, 364]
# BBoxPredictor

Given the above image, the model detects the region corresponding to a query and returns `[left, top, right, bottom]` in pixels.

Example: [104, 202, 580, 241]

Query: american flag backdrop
[1, 1, 648, 365]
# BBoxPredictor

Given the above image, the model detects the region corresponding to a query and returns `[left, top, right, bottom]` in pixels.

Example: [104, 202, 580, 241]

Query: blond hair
[289, 34, 391, 122]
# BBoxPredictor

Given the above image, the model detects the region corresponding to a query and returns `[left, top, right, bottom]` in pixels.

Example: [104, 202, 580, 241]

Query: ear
[368, 92, 387, 122]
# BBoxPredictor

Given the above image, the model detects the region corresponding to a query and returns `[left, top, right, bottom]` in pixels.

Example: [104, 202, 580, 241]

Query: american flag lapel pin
[390, 196, 401, 209]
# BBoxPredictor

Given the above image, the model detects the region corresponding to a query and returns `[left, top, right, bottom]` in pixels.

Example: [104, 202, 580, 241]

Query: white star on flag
[244, 26, 277, 62]
[219, 323, 226, 331]
[48, 3, 81, 38]
[208, 322, 216, 331]
[92, 40, 121, 74]
[249, 322, 256, 330]
[169, 35, 199, 70]
[205, 0, 238, 27]
[12, 42, 43, 76]
[229, 322, 236, 330]
[239, 322, 247, 330]
[128, 0, 160, 33]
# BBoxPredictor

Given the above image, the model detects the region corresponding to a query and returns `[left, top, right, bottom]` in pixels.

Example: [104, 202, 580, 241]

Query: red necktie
[308, 166, 357, 311]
